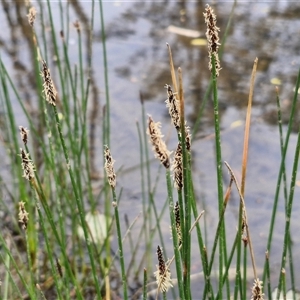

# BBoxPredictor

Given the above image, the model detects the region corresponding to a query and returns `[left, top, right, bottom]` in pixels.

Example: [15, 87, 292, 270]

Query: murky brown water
[1, 1, 300, 298]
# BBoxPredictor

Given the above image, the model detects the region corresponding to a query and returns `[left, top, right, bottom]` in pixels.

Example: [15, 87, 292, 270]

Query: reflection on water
[1, 0, 300, 297]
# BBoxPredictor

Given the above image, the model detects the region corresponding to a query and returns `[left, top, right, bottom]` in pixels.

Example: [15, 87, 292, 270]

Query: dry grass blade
[166, 43, 178, 93]
[241, 58, 258, 196]
[224, 161, 258, 279]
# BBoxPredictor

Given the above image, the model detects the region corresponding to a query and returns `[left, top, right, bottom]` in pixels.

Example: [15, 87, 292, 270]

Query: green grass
[0, 2, 299, 300]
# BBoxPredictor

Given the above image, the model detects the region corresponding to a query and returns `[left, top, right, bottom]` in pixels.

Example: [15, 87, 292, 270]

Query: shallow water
[1, 1, 300, 298]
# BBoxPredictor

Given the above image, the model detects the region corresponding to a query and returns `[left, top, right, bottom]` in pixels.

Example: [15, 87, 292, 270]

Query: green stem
[166, 170, 185, 300]
[111, 188, 128, 299]
[52, 105, 102, 299]
[211, 53, 225, 298]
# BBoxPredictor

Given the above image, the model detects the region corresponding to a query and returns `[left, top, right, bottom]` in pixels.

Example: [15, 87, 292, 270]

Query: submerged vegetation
[0, 1, 300, 300]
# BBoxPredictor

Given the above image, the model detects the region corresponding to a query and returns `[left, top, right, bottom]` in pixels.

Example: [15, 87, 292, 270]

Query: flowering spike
[251, 278, 264, 300]
[18, 201, 29, 230]
[20, 149, 35, 181]
[172, 143, 183, 190]
[154, 246, 173, 293]
[104, 145, 116, 188]
[174, 202, 182, 246]
[19, 126, 29, 145]
[27, 7, 36, 27]
[41, 60, 57, 106]
[164, 84, 181, 131]
[204, 4, 221, 76]
[147, 116, 170, 169]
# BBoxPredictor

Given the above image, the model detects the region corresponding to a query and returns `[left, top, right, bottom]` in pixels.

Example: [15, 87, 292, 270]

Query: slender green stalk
[99, 0, 110, 147]
[0, 236, 36, 299]
[275, 88, 296, 296]
[202, 187, 229, 300]
[215, 233, 239, 300]
[275, 112, 300, 299]
[263, 65, 300, 283]
[233, 202, 243, 300]
[143, 268, 147, 300]
[211, 52, 225, 298]
[178, 68, 191, 300]
[265, 251, 272, 300]
[111, 188, 128, 299]
[52, 105, 102, 299]
[166, 170, 185, 300]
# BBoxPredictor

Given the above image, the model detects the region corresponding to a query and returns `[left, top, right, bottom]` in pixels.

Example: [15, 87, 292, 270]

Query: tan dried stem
[166, 43, 178, 93]
[224, 161, 258, 279]
[241, 58, 258, 196]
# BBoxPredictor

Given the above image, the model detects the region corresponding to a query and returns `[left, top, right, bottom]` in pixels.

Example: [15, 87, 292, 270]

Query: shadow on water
[1, 0, 300, 298]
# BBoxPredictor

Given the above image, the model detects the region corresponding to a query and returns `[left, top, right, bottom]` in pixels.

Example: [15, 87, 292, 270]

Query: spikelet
[251, 278, 264, 300]
[164, 84, 180, 131]
[147, 116, 170, 169]
[172, 143, 183, 190]
[18, 201, 29, 230]
[19, 126, 29, 145]
[154, 246, 173, 293]
[41, 60, 57, 106]
[20, 149, 35, 181]
[27, 7, 36, 27]
[203, 4, 221, 76]
[174, 202, 182, 246]
[104, 145, 116, 188]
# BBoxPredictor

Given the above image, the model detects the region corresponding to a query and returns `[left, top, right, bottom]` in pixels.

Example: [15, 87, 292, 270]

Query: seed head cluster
[154, 245, 173, 293]
[147, 116, 170, 169]
[204, 4, 221, 76]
